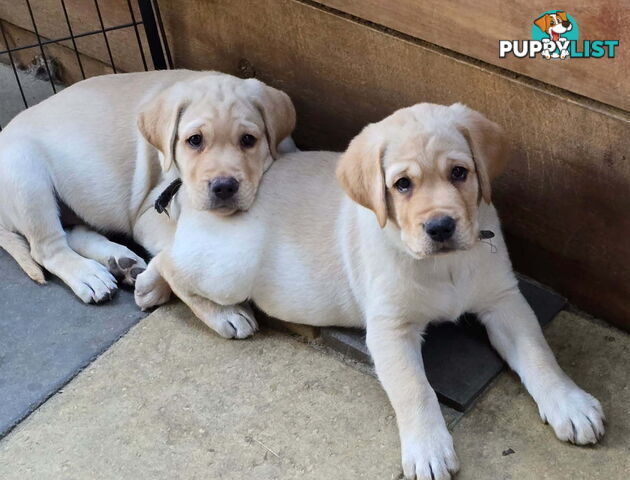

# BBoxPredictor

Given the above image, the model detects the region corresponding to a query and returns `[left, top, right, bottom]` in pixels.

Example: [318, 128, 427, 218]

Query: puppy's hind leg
[137, 262, 257, 339]
[185, 295, 258, 340]
[136, 251, 257, 338]
[0, 145, 116, 303]
[66, 226, 147, 286]
[0, 227, 45, 284]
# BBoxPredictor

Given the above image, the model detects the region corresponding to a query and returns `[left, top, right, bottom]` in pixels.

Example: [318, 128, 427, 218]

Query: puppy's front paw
[401, 429, 459, 480]
[66, 258, 118, 304]
[134, 269, 172, 310]
[537, 384, 605, 445]
[207, 303, 258, 339]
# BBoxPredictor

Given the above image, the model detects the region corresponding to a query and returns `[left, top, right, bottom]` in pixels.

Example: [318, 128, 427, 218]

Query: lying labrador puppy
[137, 103, 604, 478]
[0, 70, 295, 303]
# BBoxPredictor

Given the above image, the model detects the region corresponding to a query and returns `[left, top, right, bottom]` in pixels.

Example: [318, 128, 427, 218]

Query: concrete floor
[0, 304, 628, 479]
[454, 311, 630, 480]
[0, 62, 62, 127]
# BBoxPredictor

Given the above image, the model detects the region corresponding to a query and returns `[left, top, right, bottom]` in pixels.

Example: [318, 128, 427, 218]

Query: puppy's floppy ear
[557, 11, 568, 22]
[534, 13, 551, 32]
[244, 78, 296, 159]
[137, 84, 190, 171]
[336, 124, 388, 228]
[450, 103, 506, 204]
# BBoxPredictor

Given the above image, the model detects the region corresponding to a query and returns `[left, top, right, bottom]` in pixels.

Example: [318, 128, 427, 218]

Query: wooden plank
[158, 0, 630, 330]
[0, 0, 151, 77]
[314, 0, 630, 111]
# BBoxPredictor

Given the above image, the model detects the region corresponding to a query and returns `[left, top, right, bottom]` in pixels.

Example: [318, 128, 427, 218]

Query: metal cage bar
[25, 0, 56, 93]
[93, 0, 117, 73]
[151, 0, 172, 69]
[60, 0, 86, 79]
[137, 0, 168, 70]
[126, 0, 148, 71]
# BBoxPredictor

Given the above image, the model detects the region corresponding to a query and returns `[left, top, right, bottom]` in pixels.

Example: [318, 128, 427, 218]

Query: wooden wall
[317, 0, 629, 111]
[157, 0, 629, 329]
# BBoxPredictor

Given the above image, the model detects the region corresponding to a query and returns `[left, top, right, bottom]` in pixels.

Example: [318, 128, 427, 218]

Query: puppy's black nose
[210, 177, 239, 200]
[562, 20, 571, 28]
[424, 216, 456, 242]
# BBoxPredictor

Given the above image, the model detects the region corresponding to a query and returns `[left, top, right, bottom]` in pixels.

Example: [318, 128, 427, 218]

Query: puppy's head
[534, 11, 571, 36]
[138, 74, 295, 214]
[337, 103, 506, 259]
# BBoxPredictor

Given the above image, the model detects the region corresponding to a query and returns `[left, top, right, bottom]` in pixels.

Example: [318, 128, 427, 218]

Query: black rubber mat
[320, 277, 567, 412]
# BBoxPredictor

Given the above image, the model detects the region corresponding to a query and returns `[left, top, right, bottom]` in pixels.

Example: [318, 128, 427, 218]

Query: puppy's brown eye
[394, 177, 411, 192]
[451, 166, 468, 182]
[240, 134, 257, 149]
[187, 134, 202, 148]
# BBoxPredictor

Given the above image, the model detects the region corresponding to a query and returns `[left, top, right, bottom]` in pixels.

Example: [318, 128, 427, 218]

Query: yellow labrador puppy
[137, 103, 604, 479]
[0, 70, 295, 304]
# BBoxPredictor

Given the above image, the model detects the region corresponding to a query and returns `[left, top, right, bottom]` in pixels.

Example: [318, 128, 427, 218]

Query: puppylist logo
[499, 10, 619, 60]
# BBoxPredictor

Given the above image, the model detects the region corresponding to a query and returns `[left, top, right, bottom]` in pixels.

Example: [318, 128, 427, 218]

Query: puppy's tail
[0, 226, 45, 284]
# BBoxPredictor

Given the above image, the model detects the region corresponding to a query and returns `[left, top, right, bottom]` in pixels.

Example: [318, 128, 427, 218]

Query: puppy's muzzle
[210, 176, 239, 201]
[424, 215, 456, 243]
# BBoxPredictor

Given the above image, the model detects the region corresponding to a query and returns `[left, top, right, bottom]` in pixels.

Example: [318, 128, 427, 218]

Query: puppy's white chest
[421, 276, 470, 322]
[407, 257, 485, 323]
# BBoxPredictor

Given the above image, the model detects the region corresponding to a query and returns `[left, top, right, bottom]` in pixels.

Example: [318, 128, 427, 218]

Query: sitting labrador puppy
[136, 103, 604, 478]
[0, 70, 295, 303]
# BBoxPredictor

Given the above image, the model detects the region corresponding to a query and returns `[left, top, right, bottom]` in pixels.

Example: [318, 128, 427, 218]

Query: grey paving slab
[320, 276, 567, 411]
[0, 249, 145, 438]
[0, 303, 407, 480]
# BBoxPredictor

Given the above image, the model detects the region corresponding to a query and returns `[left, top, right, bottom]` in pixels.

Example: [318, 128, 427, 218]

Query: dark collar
[154, 178, 182, 216]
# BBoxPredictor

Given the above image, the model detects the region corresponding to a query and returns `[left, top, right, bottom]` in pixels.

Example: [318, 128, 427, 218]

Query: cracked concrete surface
[0, 305, 628, 479]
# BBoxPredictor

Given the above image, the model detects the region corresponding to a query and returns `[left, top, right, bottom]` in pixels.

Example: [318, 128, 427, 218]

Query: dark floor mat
[320, 277, 567, 412]
[0, 249, 146, 438]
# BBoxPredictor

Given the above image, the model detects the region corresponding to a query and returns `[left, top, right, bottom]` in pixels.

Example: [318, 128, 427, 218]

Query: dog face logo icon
[499, 10, 618, 60]
[533, 10, 577, 59]
[535, 11, 572, 42]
